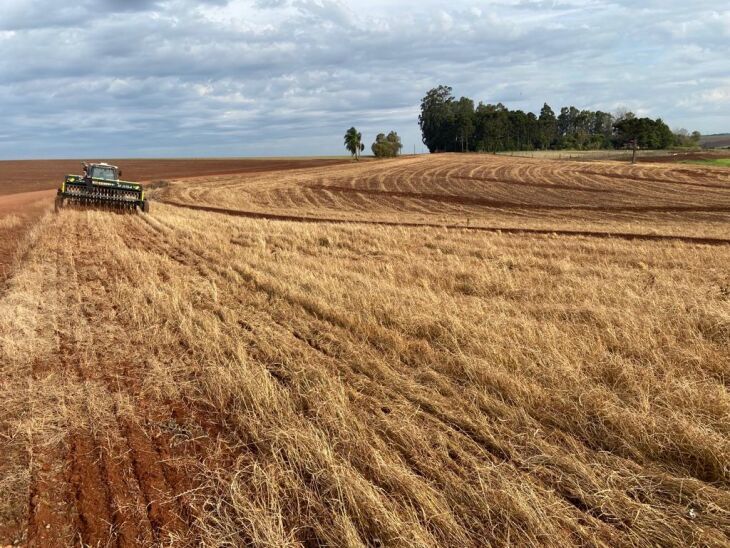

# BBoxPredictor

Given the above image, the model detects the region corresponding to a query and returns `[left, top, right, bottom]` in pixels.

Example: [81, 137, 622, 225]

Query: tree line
[344, 127, 403, 159]
[419, 85, 700, 153]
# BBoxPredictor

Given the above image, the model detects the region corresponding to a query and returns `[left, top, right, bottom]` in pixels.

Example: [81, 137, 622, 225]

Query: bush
[371, 131, 403, 158]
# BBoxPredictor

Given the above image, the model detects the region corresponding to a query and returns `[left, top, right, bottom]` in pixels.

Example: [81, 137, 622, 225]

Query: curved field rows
[1, 204, 728, 546]
[156, 154, 730, 240]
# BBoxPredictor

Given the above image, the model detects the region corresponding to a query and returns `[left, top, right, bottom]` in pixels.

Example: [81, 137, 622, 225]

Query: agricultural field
[495, 149, 663, 161]
[0, 154, 729, 546]
[157, 153, 730, 241]
[0, 157, 351, 196]
[684, 159, 730, 169]
[498, 150, 730, 165]
[700, 134, 730, 149]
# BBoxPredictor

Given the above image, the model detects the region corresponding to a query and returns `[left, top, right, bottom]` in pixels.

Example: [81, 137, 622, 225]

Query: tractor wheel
[54, 196, 64, 213]
[141, 201, 150, 213]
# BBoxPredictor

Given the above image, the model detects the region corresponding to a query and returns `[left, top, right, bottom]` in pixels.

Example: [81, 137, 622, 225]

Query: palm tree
[344, 127, 365, 160]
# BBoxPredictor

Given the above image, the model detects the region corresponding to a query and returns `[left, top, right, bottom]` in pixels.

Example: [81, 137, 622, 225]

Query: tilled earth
[0, 157, 352, 196]
[1, 155, 728, 547]
[156, 153, 730, 240]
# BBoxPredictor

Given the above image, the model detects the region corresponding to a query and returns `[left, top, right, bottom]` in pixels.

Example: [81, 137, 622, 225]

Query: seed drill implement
[55, 162, 150, 213]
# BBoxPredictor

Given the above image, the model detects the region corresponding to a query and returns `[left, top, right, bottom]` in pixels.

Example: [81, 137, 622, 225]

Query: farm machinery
[55, 163, 150, 213]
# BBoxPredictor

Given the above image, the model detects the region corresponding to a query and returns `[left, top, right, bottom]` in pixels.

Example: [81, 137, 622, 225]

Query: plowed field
[0, 157, 351, 196]
[157, 154, 730, 241]
[1, 154, 728, 547]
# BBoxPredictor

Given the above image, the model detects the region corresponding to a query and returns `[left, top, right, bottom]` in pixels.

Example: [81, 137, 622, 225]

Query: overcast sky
[1, 0, 728, 159]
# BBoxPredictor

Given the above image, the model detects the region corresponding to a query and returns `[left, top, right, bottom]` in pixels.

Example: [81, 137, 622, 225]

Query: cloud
[0, 0, 728, 158]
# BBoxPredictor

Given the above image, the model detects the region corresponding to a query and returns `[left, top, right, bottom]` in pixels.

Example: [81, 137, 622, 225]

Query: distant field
[700, 133, 730, 149]
[0, 157, 352, 196]
[1, 154, 728, 546]
[495, 149, 730, 164]
[494, 149, 711, 161]
[497, 149, 642, 160]
[684, 158, 730, 168]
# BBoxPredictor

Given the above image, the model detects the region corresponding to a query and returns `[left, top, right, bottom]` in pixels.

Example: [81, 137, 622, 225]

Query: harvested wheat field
[1, 154, 729, 547]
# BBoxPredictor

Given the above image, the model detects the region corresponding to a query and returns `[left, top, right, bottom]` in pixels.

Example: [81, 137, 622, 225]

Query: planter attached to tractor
[56, 162, 150, 213]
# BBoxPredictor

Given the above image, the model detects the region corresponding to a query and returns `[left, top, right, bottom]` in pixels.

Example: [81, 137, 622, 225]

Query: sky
[0, 0, 728, 159]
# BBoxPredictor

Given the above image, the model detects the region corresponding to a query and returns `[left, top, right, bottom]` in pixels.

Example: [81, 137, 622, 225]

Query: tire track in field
[576, 170, 729, 190]
[158, 200, 730, 246]
[26, 232, 79, 547]
[56, 215, 140, 546]
[84, 217, 194, 545]
[28, 217, 115, 546]
[455, 174, 613, 193]
[26, 212, 194, 546]
[128, 213, 357, 546]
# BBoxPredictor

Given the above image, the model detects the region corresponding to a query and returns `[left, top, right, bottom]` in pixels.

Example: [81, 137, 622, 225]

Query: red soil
[637, 151, 730, 163]
[0, 158, 352, 196]
[0, 190, 54, 281]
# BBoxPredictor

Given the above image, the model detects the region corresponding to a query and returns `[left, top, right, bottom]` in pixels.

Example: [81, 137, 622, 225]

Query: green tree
[538, 103, 557, 149]
[372, 131, 403, 157]
[509, 110, 529, 150]
[673, 128, 702, 148]
[613, 117, 674, 149]
[417, 86, 690, 153]
[557, 106, 580, 144]
[419, 86, 457, 152]
[454, 97, 475, 152]
[592, 111, 614, 148]
[474, 103, 510, 152]
[344, 127, 365, 160]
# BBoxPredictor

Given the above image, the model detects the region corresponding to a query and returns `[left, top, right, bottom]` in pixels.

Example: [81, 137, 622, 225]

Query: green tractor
[55, 163, 150, 213]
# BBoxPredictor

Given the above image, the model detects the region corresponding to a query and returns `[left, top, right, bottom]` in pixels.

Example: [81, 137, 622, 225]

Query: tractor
[55, 163, 150, 213]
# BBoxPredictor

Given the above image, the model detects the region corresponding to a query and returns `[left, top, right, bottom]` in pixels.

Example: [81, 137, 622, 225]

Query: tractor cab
[85, 163, 121, 182]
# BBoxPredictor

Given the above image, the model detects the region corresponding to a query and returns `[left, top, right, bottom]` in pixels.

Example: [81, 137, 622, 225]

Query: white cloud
[0, 0, 728, 158]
